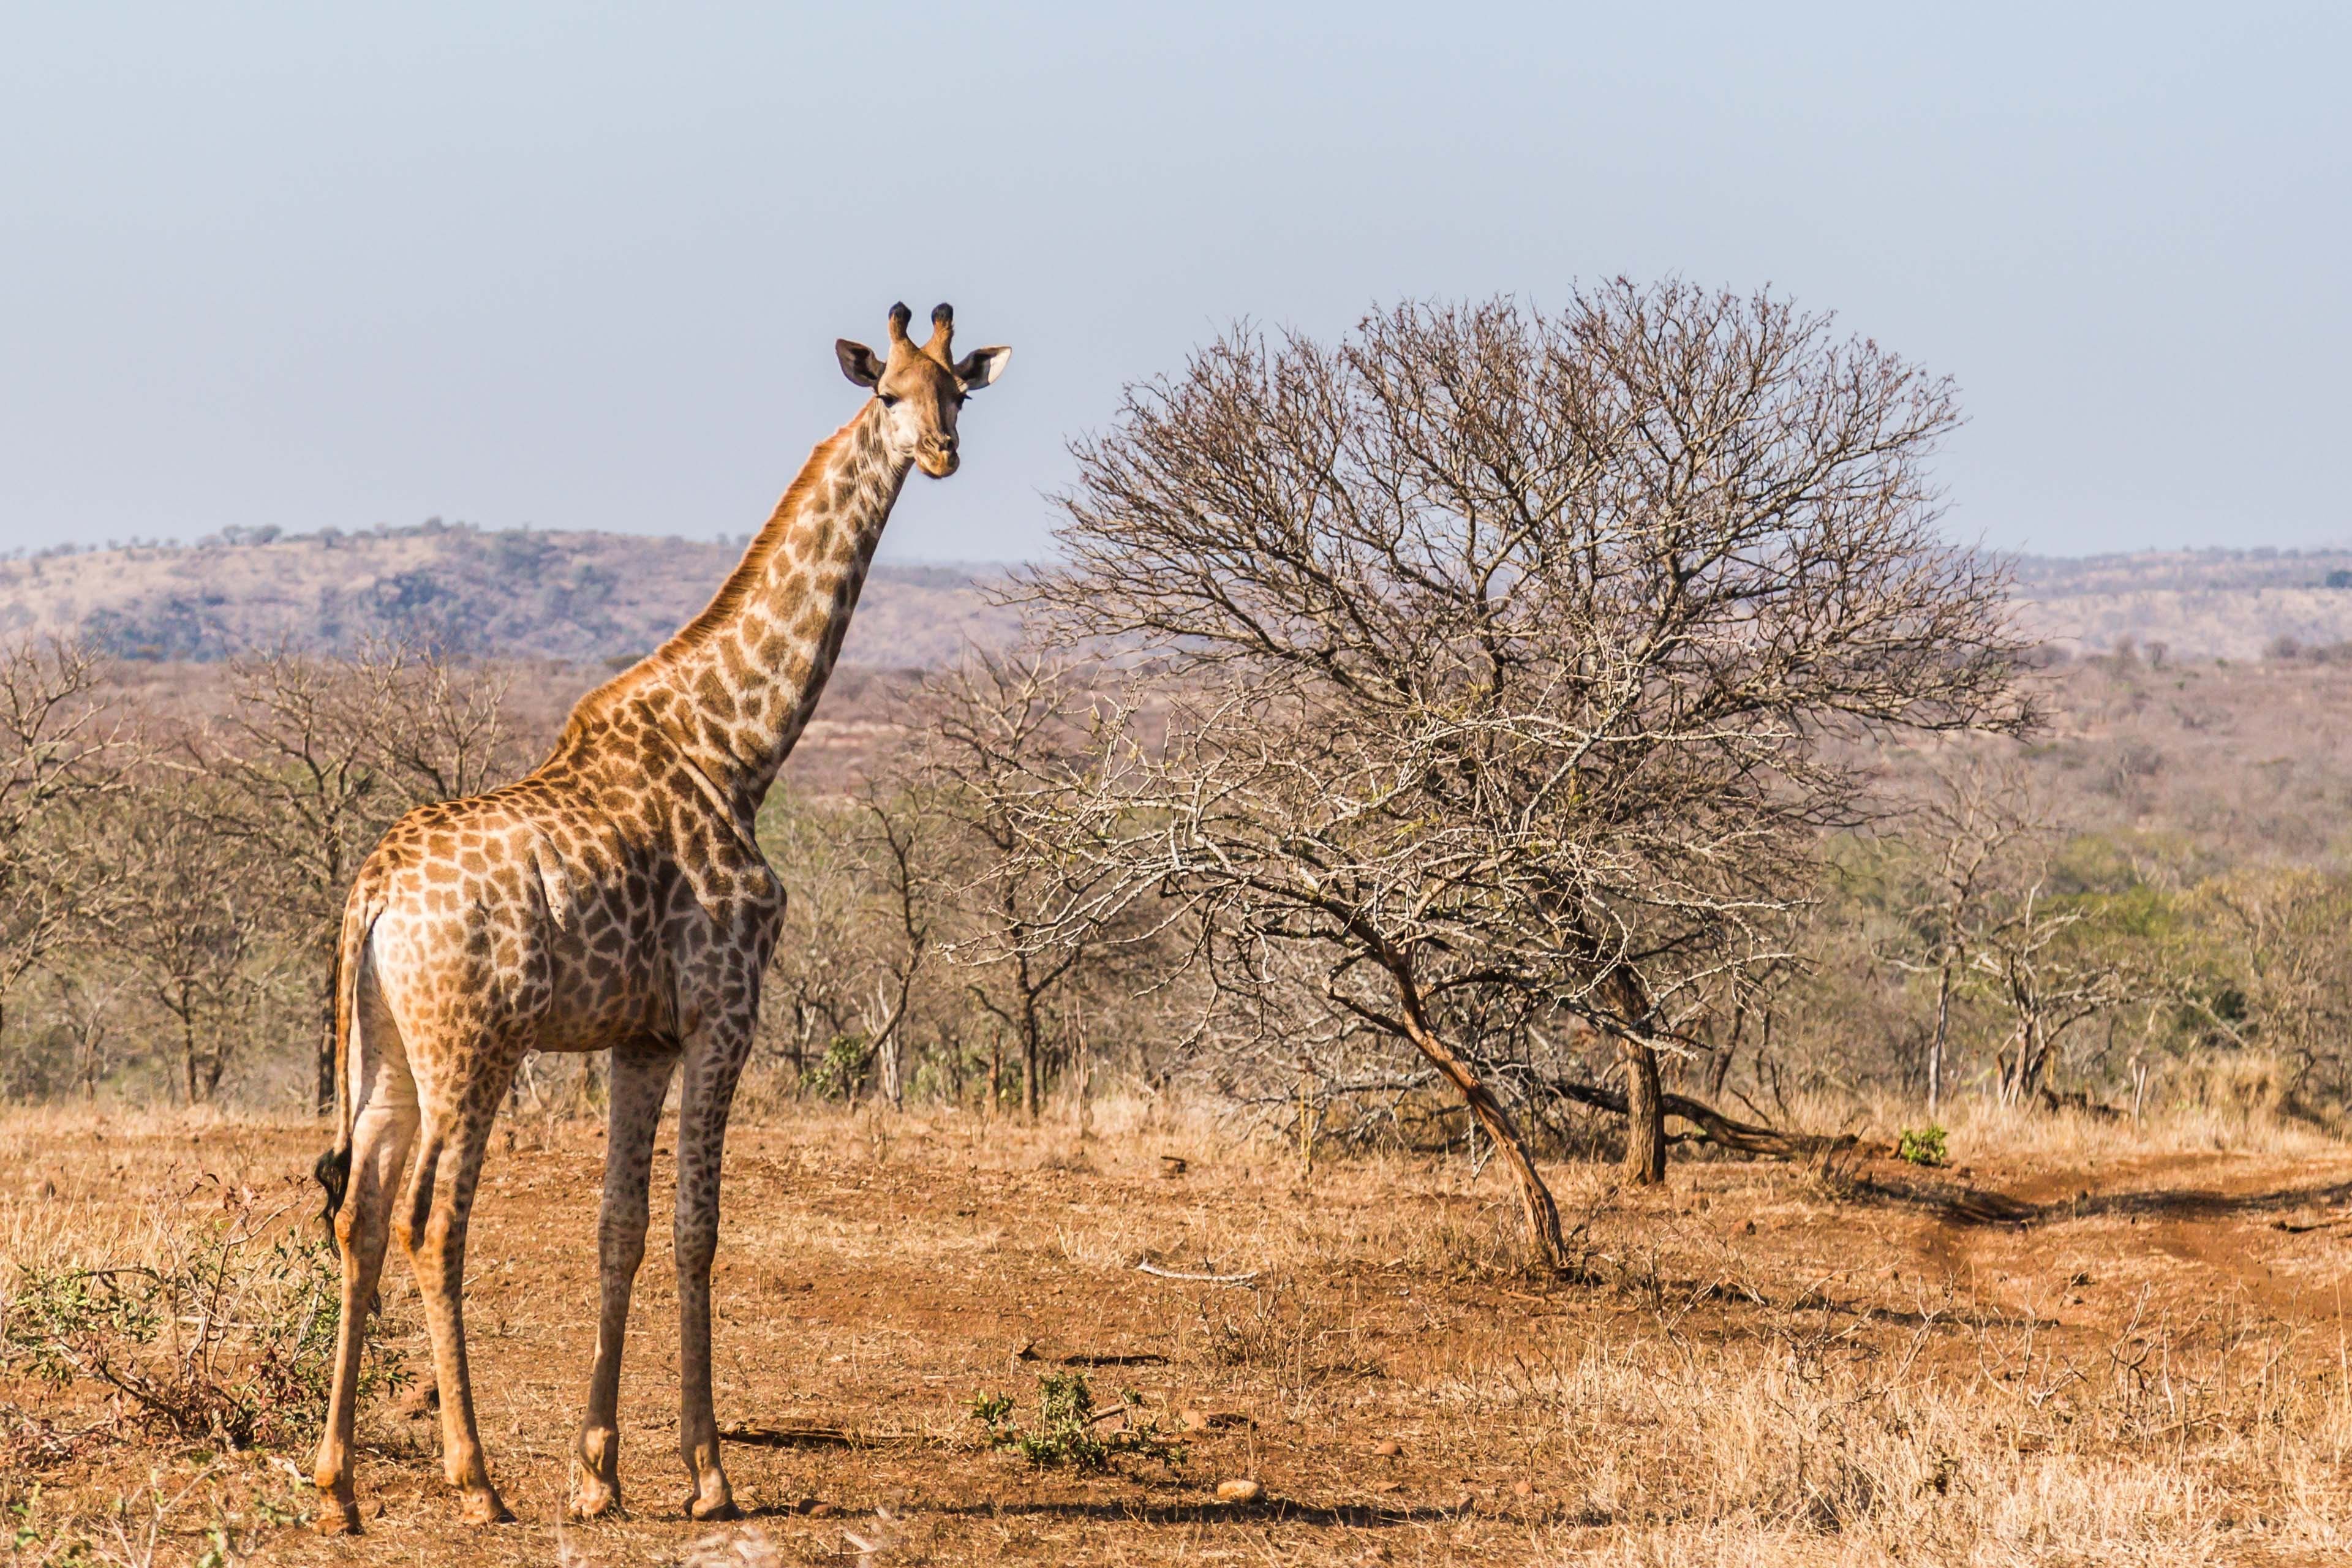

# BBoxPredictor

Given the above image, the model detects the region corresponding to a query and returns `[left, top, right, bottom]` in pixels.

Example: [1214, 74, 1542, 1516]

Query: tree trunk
[1928, 960, 1953, 1117]
[2018, 1016, 2049, 1101]
[1020, 1000, 1042, 1121]
[1386, 967, 1565, 1268]
[1621, 1035, 1667, 1185]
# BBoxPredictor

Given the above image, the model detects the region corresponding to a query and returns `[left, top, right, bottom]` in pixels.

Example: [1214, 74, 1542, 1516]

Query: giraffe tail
[312, 889, 377, 1231]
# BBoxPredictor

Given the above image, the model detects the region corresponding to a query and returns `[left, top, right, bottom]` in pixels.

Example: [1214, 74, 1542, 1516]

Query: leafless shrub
[0, 641, 131, 1029]
[1010, 285, 2034, 1259]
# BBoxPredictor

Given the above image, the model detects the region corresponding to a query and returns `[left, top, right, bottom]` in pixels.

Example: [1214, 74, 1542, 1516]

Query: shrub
[969, 1371, 1178, 1471]
[0, 1186, 404, 1449]
[1896, 1125, 1949, 1166]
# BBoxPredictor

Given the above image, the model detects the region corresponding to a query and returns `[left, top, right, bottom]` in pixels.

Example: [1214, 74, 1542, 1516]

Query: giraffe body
[309, 305, 1008, 1530]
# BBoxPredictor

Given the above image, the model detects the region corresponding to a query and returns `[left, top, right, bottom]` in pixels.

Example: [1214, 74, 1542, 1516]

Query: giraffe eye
[878, 393, 899, 408]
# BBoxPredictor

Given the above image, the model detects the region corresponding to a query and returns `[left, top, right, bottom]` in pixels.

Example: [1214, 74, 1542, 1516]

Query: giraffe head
[834, 302, 1011, 479]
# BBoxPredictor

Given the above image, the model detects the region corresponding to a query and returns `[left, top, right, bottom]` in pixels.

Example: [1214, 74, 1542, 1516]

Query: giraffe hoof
[687, 1491, 742, 1523]
[568, 1480, 624, 1521]
[458, 1487, 516, 1526]
[313, 1493, 363, 1536]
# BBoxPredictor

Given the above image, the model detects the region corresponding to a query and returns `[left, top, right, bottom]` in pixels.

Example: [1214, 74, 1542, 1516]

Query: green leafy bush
[1896, 1125, 1949, 1167]
[968, 1371, 1180, 1471]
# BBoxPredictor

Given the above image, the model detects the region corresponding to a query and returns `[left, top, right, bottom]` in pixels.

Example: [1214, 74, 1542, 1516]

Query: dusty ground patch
[4, 1105, 2350, 1566]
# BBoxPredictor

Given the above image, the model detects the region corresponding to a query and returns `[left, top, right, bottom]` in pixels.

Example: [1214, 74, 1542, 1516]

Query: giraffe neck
[630, 402, 910, 814]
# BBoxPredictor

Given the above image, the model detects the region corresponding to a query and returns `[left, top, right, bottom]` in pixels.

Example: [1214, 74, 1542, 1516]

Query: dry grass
[4, 1099, 2350, 1565]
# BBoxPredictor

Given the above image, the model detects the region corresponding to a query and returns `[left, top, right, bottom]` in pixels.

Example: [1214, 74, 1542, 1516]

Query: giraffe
[307, 303, 1010, 1532]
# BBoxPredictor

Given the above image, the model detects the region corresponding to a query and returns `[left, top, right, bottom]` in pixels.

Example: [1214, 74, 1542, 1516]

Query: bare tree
[1876, 759, 2041, 1115]
[1971, 872, 2132, 1104]
[1018, 286, 2034, 1262]
[919, 654, 1136, 1121]
[0, 641, 129, 1031]
[756, 792, 876, 1088]
[51, 970, 134, 1101]
[108, 781, 276, 1104]
[854, 783, 931, 1110]
[2176, 870, 2352, 1103]
[199, 645, 523, 1110]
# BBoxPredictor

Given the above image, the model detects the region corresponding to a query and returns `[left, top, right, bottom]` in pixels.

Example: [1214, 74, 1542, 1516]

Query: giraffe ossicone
[307, 303, 1011, 1532]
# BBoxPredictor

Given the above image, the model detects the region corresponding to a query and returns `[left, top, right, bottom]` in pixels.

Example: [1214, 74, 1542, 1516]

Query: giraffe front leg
[673, 1023, 753, 1521]
[570, 1043, 677, 1521]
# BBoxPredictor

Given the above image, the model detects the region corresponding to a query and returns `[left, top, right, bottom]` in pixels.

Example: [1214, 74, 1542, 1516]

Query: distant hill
[0, 523, 1021, 668]
[4, 527, 2350, 666]
[2008, 547, 2352, 660]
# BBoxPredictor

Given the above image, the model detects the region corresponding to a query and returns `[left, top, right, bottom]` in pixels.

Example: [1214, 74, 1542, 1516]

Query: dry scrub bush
[0, 1177, 402, 1452]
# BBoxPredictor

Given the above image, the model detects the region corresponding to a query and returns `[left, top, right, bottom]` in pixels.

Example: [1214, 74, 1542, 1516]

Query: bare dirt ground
[6, 1106, 2351, 1566]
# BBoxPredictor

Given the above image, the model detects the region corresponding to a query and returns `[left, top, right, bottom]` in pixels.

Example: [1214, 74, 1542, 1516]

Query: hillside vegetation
[6, 524, 2351, 668]
[2012, 547, 2352, 660]
[0, 522, 1019, 667]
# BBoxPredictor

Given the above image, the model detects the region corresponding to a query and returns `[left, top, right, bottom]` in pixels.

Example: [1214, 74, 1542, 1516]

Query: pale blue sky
[2, 4, 2345, 563]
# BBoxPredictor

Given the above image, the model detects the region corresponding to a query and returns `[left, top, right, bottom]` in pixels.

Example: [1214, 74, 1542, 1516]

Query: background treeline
[5, 636, 2348, 1134]
[4, 290, 2350, 1224]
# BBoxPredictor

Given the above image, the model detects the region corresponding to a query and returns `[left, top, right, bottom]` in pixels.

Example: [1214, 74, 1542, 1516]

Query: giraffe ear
[836, 339, 886, 388]
[953, 345, 1011, 390]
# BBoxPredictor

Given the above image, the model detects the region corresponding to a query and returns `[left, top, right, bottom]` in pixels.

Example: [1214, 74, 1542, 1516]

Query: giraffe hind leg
[398, 1045, 519, 1526]
[312, 955, 419, 1534]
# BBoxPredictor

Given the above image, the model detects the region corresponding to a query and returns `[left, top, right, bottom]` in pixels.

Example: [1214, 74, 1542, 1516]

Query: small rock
[809, 1502, 837, 1519]
[1371, 1439, 1401, 1458]
[1742, 1219, 1757, 1235]
[1159, 1155, 1188, 1178]
[795, 1496, 821, 1515]
[1216, 1478, 1264, 1504]
[1511, 1479, 1534, 1498]
[1370, 1480, 1401, 1494]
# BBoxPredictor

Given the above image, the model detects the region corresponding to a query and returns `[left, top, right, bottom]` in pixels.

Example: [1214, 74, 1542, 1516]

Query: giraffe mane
[664, 419, 859, 655]
[561, 412, 864, 735]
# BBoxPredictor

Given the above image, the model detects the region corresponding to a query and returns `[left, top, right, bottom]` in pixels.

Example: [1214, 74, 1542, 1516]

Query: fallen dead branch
[1542, 1079, 1857, 1161]
[718, 1420, 927, 1449]
[1135, 1260, 1260, 1286]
